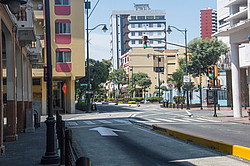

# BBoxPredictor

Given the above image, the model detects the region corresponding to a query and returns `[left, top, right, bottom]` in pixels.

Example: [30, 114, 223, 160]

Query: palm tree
[168, 69, 184, 96]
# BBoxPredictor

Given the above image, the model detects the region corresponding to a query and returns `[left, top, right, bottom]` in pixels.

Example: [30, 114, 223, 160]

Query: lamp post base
[41, 154, 59, 164]
[41, 117, 59, 164]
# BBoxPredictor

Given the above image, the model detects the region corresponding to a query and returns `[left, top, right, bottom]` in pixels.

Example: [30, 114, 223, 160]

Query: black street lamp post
[41, 0, 59, 164]
[157, 55, 160, 99]
[85, 0, 107, 113]
[130, 66, 134, 98]
[167, 25, 190, 110]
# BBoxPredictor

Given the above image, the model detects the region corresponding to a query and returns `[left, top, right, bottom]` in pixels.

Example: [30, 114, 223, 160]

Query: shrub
[131, 97, 144, 102]
[96, 98, 103, 102]
[121, 98, 130, 103]
[146, 97, 163, 102]
[173, 96, 186, 104]
[128, 101, 136, 104]
[107, 98, 115, 102]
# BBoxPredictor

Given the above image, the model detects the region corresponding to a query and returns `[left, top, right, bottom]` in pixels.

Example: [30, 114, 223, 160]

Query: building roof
[112, 10, 166, 15]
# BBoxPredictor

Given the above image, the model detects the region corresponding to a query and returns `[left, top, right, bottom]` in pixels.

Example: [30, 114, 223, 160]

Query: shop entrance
[53, 81, 65, 113]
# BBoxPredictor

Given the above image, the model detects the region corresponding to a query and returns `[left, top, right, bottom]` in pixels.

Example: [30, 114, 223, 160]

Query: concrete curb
[152, 124, 250, 161]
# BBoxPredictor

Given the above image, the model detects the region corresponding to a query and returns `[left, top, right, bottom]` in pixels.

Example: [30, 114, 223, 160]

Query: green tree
[133, 72, 152, 100]
[168, 69, 184, 95]
[183, 37, 229, 76]
[108, 68, 128, 96]
[154, 81, 168, 97]
[75, 59, 111, 102]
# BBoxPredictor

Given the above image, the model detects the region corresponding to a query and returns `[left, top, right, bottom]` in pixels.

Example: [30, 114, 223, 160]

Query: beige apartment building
[120, 47, 185, 97]
[31, 0, 85, 115]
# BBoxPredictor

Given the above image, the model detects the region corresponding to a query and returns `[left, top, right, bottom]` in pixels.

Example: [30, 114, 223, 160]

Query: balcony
[225, 7, 248, 24]
[26, 36, 42, 64]
[15, 2, 36, 47]
[225, 0, 246, 8]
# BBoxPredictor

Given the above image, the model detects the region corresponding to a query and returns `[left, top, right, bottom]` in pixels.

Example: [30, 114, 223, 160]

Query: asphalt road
[66, 108, 249, 166]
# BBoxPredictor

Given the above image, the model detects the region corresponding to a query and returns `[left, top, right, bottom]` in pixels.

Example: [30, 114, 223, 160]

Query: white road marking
[84, 121, 95, 125]
[168, 118, 190, 122]
[68, 122, 78, 126]
[98, 120, 112, 124]
[196, 118, 220, 122]
[182, 118, 204, 122]
[113, 119, 131, 124]
[89, 127, 127, 136]
[154, 118, 175, 122]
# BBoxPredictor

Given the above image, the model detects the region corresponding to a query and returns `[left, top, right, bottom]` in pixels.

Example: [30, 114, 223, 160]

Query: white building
[110, 4, 166, 70]
[214, 0, 250, 118]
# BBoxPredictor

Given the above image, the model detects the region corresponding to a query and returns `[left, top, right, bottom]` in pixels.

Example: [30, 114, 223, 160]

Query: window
[55, 22, 71, 34]
[149, 23, 153, 28]
[149, 40, 153, 44]
[137, 16, 145, 20]
[146, 16, 154, 20]
[138, 24, 142, 28]
[157, 23, 161, 28]
[131, 16, 136, 20]
[158, 58, 161, 62]
[158, 41, 162, 44]
[131, 32, 135, 36]
[167, 55, 175, 57]
[56, 51, 71, 63]
[132, 40, 135, 44]
[139, 32, 142, 36]
[131, 24, 135, 28]
[158, 32, 162, 36]
[3, 78, 6, 85]
[139, 40, 143, 44]
[33, 78, 41, 85]
[149, 32, 154, 36]
[55, 0, 70, 5]
[155, 16, 165, 20]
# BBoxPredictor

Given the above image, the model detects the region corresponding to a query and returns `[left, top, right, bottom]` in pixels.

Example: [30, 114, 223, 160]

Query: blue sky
[86, 0, 217, 60]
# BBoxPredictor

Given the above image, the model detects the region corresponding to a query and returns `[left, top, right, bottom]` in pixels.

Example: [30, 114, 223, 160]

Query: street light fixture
[167, 25, 190, 110]
[85, 0, 108, 113]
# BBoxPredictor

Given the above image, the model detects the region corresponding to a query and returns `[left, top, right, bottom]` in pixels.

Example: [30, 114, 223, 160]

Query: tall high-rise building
[200, 8, 217, 39]
[110, 4, 166, 70]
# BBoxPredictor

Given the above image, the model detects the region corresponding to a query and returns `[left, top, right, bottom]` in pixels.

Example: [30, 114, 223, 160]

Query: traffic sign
[62, 83, 68, 94]
[209, 86, 221, 91]
[80, 84, 88, 86]
[85, 91, 93, 94]
[183, 75, 190, 83]
[168, 83, 174, 90]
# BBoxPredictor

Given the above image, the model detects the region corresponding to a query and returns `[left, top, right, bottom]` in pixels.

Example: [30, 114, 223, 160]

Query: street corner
[152, 124, 250, 161]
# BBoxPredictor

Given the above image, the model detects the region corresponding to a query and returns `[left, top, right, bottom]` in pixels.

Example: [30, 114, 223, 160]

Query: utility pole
[85, 0, 91, 113]
[213, 51, 217, 117]
[130, 66, 134, 98]
[158, 55, 160, 99]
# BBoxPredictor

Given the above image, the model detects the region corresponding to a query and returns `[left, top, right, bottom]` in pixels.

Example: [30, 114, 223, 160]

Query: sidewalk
[153, 109, 250, 161]
[0, 123, 59, 166]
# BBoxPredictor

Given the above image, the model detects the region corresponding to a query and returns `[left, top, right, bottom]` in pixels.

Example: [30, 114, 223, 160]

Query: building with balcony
[31, 0, 85, 115]
[200, 8, 217, 39]
[214, 0, 250, 118]
[0, 1, 40, 154]
[110, 4, 166, 70]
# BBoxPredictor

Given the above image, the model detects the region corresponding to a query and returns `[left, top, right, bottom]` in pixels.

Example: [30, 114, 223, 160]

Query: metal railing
[56, 111, 91, 166]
